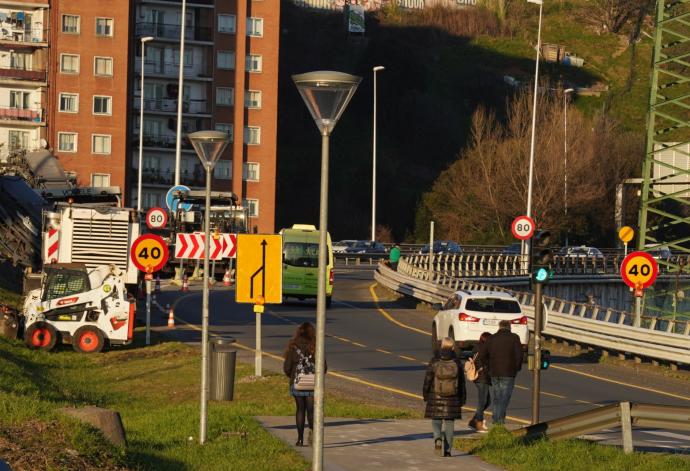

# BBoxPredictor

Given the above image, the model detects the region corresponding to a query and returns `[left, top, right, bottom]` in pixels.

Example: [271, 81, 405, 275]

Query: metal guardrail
[375, 259, 690, 365]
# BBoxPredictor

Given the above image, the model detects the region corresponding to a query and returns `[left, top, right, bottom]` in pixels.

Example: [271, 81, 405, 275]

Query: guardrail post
[620, 402, 634, 454]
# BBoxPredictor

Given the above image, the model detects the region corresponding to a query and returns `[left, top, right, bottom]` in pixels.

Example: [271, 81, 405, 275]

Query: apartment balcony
[135, 132, 193, 150]
[0, 27, 47, 46]
[134, 98, 211, 116]
[140, 0, 214, 6]
[135, 59, 212, 80]
[0, 106, 43, 125]
[136, 22, 212, 42]
[0, 64, 45, 83]
[137, 168, 205, 188]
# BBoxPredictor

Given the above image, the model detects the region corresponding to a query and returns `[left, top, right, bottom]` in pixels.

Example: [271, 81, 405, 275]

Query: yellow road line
[541, 390, 567, 399]
[398, 354, 418, 362]
[376, 348, 392, 355]
[351, 341, 366, 348]
[369, 284, 431, 336]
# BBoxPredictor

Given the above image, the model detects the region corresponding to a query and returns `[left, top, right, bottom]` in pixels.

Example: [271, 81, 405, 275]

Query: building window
[8, 130, 29, 152]
[94, 57, 113, 76]
[91, 173, 111, 187]
[243, 198, 259, 217]
[243, 162, 260, 181]
[245, 90, 262, 109]
[58, 132, 77, 153]
[92, 134, 111, 155]
[216, 87, 234, 107]
[214, 160, 232, 180]
[217, 51, 235, 70]
[215, 123, 234, 142]
[246, 54, 262, 73]
[62, 15, 80, 34]
[59, 93, 79, 113]
[93, 96, 112, 115]
[218, 14, 236, 33]
[247, 17, 264, 37]
[173, 49, 193, 67]
[9, 91, 30, 109]
[60, 54, 80, 74]
[96, 18, 113, 37]
[244, 126, 261, 145]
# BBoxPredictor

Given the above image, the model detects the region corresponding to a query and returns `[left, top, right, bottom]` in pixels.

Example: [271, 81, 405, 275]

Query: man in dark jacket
[478, 320, 523, 425]
[423, 337, 466, 457]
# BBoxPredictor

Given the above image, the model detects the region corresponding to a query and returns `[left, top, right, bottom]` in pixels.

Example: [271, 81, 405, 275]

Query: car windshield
[466, 297, 521, 313]
[283, 242, 319, 268]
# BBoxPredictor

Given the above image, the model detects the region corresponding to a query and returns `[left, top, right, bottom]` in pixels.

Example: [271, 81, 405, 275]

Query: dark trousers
[490, 377, 515, 425]
[472, 382, 491, 422]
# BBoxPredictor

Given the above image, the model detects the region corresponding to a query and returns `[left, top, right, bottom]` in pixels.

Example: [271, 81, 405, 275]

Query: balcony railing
[141, 0, 214, 5]
[0, 65, 45, 82]
[0, 27, 47, 43]
[136, 132, 193, 149]
[138, 168, 205, 187]
[0, 106, 43, 123]
[136, 22, 212, 42]
[134, 98, 210, 115]
[137, 60, 212, 79]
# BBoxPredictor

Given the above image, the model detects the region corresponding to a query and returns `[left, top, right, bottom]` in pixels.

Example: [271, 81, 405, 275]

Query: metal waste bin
[210, 338, 237, 401]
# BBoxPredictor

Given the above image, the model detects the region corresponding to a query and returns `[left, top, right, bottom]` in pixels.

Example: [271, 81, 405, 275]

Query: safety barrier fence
[375, 259, 690, 365]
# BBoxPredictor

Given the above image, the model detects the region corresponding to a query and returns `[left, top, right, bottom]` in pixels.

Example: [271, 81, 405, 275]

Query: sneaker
[478, 421, 489, 433]
[467, 418, 478, 431]
[434, 438, 443, 456]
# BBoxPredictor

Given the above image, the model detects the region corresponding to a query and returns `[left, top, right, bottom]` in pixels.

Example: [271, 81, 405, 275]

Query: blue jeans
[431, 419, 454, 454]
[490, 377, 515, 425]
[472, 382, 491, 422]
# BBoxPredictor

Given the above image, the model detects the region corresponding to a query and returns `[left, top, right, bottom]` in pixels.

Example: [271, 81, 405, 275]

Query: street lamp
[174, 0, 187, 186]
[371, 65, 385, 242]
[563, 88, 574, 247]
[188, 130, 230, 445]
[137, 36, 154, 212]
[292, 70, 360, 471]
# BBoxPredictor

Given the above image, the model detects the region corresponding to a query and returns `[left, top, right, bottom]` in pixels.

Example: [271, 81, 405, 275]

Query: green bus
[280, 224, 333, 307]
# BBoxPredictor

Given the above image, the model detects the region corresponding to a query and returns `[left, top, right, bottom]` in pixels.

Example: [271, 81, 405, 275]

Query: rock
[59, 406, 127, 447]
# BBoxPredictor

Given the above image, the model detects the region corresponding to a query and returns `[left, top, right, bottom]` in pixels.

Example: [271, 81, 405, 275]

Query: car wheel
[25, 321, 58, 351]
[72, 326, 105, 354]
[431, 323, 438, 354]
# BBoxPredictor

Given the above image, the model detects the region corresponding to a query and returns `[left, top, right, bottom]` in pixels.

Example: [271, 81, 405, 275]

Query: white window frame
[243, 162, 260, 182]
[245, 90, 262, 109]
[244, 198, 259, 217]
[247, 17, 263, 37]
[246, 54, 262, 73]
[58, 93, 79, 113]
[216, 87, 234, 107]
[58, 132, 77, 153]
[217, 50, 235, 70]
[62, 14, 80, 34]
[244, 126, 261, 145]
[94, 56, 113, 77]
[91, 173, 111, 187]
[92, 95, 112, 116]
[60, 54, 80, 74]
[95, 17, 114, 37]
[214, 160, 232, 180]
[91, 134, 112, 155]
[215, 123, 234, 142]
[218, 14, 236, 34]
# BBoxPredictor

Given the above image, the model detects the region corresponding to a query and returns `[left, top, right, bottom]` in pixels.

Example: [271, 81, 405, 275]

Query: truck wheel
[25, 322, 58, 351]
[73, 326, 105, 353]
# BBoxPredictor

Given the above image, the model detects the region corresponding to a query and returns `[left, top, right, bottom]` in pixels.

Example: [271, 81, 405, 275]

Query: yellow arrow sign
[235, 234, 283, 304]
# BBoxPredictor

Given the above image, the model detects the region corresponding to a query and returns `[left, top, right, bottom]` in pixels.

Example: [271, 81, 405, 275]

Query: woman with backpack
[467, 332, 492, 433]
[283, 322, 324, 447]
[422, 336, 466, 457]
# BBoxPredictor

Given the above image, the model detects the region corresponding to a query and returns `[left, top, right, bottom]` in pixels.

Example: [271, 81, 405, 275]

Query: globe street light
[137, 36, 154, 212]
[372, 65, 385, 241]
[188, 130, 230, 445]
[292, 70, 360, 471]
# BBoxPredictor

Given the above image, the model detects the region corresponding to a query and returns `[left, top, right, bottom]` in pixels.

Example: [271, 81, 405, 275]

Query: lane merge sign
[131, 234, 169, 273]
[511, 215, 535, 241]
[146, 207, 168, 230]
[620, 251, 658, 289]
[235, 234, 282, 304]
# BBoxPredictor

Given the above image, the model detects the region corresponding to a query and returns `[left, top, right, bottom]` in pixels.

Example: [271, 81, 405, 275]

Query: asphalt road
[151, 267, 690, 453]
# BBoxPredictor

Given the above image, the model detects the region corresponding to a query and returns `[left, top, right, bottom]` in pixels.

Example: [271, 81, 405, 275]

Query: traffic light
[530, 230, 554, 285]
[541, 350, 551, 370]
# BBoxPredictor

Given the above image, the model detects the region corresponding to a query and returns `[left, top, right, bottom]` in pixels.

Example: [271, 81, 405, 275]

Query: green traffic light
[535, 267, 548, 282]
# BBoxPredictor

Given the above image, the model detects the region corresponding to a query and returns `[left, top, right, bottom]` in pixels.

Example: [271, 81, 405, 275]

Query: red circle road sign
[511, 215, 535, 240]
[145, 207, 168, 230]
[130, 234, 169, 273]
[620, 251, 658, 289]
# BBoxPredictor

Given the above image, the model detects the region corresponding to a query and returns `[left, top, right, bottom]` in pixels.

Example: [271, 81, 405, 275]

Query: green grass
[0, 285, 21, 308]
[0, 334, 413, 470]
[455, 426, 690, 471]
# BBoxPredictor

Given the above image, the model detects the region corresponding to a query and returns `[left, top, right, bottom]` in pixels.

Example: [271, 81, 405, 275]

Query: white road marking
[641, 430, 690, 441]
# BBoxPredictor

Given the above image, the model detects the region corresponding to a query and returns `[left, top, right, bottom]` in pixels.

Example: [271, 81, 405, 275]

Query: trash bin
[210, 338, 237, 401]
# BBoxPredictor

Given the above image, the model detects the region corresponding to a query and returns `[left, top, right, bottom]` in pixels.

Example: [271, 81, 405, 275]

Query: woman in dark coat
[468, 332, 492, 432]
[422, 336, 466, 457]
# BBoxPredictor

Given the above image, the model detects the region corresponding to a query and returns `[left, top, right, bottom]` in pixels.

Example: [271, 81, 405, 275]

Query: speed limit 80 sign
[511, 215, 535, 241]
[130, 234, 169, 273]
[146, 207, 168, 230]
[620, 251, 658, 289]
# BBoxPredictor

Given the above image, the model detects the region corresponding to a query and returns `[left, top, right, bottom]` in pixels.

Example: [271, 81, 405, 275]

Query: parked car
[333, 240, 357, 253]
[418, 240, 463, 254]
[344, 240, 388, 254]
[645, 245, 672, 261]
[558, 246, 604, 258]
[432, 290, 529, 352]
[502, 242, 521, 255]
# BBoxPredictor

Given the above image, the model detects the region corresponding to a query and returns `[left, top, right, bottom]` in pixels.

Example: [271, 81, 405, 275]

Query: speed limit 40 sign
[131, 234, 169, 273]
[511, 215, 535, 240]
[146, 207, 168, 230]
[620, 251, 658, 289]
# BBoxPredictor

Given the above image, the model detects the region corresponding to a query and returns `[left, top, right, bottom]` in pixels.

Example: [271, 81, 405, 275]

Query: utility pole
[531, 281, 543, 424]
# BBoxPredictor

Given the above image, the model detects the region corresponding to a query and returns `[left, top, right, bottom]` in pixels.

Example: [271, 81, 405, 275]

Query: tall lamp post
[174, 0, 187, 185]
[137, 36, 154, 212]
[293, 71, 360, 471]
[371, 65, 385, 241]
[188, 130, 230, 445]
[563, 88, 574, 247]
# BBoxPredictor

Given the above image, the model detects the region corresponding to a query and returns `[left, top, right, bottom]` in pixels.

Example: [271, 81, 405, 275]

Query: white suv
[432, 290, 529, 351]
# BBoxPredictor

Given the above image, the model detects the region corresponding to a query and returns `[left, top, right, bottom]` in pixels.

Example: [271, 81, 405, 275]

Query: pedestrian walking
[389, 244, 401, 270]
[478, 320, 523, 426]
[467, 332, 491, 433]
[283, 322, 324, 447]
[423, 336, 466, 457]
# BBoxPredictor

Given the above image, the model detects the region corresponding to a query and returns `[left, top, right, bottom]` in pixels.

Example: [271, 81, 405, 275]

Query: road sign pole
[255, 305, 262, 376]
[199, 168, 212, 445]
[634, 296, 642, 328]
[624, 242, 628, 257]
[531, 281, 543, 424]
[145, 278, 152, 346]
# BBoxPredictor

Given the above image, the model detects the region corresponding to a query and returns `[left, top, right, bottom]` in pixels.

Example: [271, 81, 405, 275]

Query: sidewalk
[258, 416, 503, 471]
